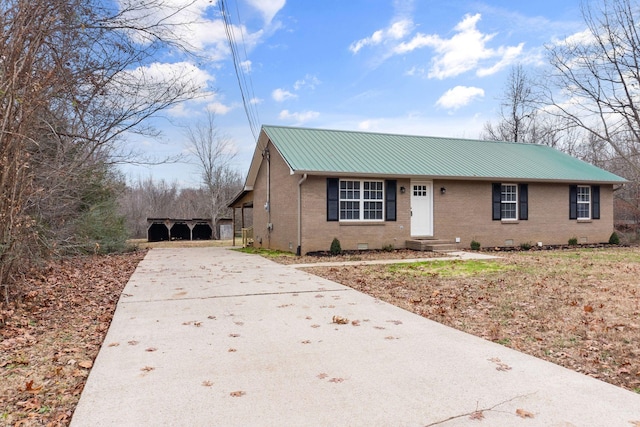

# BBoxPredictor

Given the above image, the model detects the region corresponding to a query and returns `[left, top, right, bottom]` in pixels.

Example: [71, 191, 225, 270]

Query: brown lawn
[296, 247, 640, 393]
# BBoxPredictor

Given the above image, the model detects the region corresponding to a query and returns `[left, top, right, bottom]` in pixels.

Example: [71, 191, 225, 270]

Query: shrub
[330, 238, 342, 255]
[382, 244, 394, 252]
[520, 242, 532, 251]
[470, 240, 481, 251]
[609, 232, 620, 245]
[568, 237, 578, 246]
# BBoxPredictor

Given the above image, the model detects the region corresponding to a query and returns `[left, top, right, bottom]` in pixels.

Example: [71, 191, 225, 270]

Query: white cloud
[123, 61, 212, 95]
[278, 109, 319, 124]
[272, 88, 297, 102]
[294, 74, 321, 90]
[477, 44, 524, 76]
[358, 119, 379, 130]
[349, 18, 413, 53]
[206, 102, 232, 115]
[250, 97, 263, 105]
[556, 28, 595, 47]
[436, 86, 485, 110]
[394, 13, 523, 79]
[240, 60, 252, 73]
[245, 0, 285, 25]
[117, 0, 271, 61]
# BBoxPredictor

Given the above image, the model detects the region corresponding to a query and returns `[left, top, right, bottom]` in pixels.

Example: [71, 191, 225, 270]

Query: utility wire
[219, 0, 261, 141]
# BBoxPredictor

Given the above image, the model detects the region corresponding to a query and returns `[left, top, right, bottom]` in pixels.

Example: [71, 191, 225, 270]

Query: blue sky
[120, 0, 587, 187]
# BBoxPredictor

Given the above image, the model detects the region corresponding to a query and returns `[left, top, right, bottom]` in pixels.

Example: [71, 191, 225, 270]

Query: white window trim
[339, 179, 385, 222]
[577, 185, 591, 220]
[501, 183, 518, 221]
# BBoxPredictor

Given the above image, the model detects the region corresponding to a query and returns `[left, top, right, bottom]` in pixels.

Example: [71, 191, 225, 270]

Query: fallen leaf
[78, 360, 93, 369]
[301, 340, 311, 344]
[229, 333, 240, 337]
[140, 366, 154, 372]
[108, 342, 120, 347]
[25, 380, 43, 394]
[351, 320, 360, 326]
[230, 390, 245, 397]
[17, 397, 40, 410]
[584, 305, 594, 313]
[127, 340, 139, 346]
[228, 348, 237, 352]
[317, 373, 328, 379]
[202, 380, 213, 387]
[629, 421, 640, 427]
[145, 347, 157, 352]
[516, 408, 535, 418]
[469, 411, 484, 420]
[332, 315, 349, 324]
[328, 377, 344, 383]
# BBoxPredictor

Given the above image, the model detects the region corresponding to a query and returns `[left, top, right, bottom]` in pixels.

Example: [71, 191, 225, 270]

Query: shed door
[411, 181, 433, 236]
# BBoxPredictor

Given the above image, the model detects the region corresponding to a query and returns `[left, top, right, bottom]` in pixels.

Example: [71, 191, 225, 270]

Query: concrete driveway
[71, 247, 640, 426]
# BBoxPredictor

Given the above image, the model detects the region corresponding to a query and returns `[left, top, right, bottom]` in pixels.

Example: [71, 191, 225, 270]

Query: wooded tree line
[118, 174, 243, 239]
[0, 0, 214, 301]
[482, 0, 640, 230]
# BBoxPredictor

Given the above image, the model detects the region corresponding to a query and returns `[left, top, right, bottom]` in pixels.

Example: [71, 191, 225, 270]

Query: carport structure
[147, 218, 213, 242]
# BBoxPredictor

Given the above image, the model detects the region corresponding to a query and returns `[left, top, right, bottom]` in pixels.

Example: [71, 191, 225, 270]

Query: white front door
[411, 181, 433, 236]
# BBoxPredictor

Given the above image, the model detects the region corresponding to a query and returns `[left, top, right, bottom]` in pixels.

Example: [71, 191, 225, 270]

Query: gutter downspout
[297, 173, 308, 256]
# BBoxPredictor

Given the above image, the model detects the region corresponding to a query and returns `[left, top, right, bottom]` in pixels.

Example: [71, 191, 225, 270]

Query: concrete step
[406, 239, 459, 252]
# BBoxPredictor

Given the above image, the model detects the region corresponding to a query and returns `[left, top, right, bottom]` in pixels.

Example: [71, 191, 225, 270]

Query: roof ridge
[261, 124, 529, 146]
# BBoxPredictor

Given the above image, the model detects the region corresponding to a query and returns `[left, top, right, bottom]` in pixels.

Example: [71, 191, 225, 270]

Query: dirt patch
[304, 247, 640, 393]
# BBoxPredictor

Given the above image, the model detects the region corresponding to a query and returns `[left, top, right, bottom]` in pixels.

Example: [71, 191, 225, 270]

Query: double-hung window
[492, 183, 528, 221]
[339, 180, 383, 221]
[570, 185, 599, 220]
[501, 184, 518, 220]
[576, 186, 591, 219]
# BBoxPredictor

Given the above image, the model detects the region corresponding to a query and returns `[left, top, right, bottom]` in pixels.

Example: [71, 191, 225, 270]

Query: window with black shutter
[492, 183, 527, 221]
[327, 178, 339, 221]
[385, 180, 396, 221]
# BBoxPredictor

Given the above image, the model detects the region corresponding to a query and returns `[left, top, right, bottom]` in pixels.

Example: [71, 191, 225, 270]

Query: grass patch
[233, 247, 296, 258]
[386, 259, 511, 277]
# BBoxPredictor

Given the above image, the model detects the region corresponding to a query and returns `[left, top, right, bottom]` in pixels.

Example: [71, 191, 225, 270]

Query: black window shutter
[385, 180, 397, 221]
[327, 178, 339, 221]
[492, 183, 501, 220]
[592, 185, 600, 219]
[569, 185, 578, 219]
[519, 184, 528, 220]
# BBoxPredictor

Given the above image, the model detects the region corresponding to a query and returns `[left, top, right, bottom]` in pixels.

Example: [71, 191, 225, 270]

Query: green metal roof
[261, 125, 626, 183]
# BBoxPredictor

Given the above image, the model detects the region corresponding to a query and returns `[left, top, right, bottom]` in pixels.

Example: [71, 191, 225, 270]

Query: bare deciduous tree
[545, 0, 640, 174]
[1, 0, 210, 301]
[185, 112, 243, 237]
[482, 65, 539, 143]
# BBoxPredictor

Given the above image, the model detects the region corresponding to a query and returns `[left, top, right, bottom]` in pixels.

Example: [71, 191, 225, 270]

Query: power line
[218, 0, 261, 141]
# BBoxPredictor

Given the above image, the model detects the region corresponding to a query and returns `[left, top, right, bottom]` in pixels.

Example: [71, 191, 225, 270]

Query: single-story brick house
[229, 125, 626, 254]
